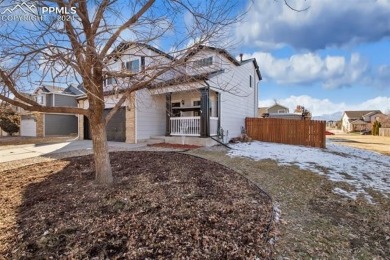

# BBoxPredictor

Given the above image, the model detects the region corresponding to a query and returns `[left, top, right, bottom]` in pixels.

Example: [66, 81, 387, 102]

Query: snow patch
[228, 141, 390, 202]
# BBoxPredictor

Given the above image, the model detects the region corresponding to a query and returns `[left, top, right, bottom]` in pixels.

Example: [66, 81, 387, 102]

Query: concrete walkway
[0, 140, 147, 163]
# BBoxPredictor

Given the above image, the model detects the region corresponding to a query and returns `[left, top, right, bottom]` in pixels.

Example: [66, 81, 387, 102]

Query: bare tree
[0, 0, 243, 184]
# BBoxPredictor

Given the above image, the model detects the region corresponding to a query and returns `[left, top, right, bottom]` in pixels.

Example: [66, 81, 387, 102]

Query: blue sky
[1, 0, 388, 117]
[232, 0, 390, 116]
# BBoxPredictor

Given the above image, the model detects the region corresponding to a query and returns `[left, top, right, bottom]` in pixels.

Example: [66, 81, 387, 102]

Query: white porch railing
[170, 116, 201, 136]
[210, 117, 218, 136]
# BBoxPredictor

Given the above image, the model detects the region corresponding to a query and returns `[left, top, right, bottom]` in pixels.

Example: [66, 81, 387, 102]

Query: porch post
[200, 88, 210, 137]
[217, 92, 221, 131]
[165, 92, 172, 136]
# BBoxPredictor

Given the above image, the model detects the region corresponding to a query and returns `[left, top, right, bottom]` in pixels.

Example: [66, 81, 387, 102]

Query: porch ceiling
[150, 81, 207, 95]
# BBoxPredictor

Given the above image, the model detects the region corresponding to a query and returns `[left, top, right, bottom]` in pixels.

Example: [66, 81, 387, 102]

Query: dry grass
[327, 132, 390, 155]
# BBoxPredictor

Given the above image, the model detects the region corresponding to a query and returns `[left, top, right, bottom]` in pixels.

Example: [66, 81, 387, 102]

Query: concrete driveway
[0, 140, 146, 163]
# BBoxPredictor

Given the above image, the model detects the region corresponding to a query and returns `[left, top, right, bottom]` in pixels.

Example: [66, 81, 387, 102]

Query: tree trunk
[90, 120, 113, 184]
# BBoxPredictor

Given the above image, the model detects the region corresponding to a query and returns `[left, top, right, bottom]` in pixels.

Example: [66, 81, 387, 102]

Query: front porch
[164, 88, 220, 138]
[170, 116, 218, 136]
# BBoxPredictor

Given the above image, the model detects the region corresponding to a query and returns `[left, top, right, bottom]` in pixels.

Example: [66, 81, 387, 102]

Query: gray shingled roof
[344, 110, 382, 120]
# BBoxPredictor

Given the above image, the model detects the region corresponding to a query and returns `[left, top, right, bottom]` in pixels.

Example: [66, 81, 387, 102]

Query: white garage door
[21, 119, 37, 137]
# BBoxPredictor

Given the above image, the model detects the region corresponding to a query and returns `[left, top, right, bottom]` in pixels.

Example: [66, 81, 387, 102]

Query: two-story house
[19, 85, 84, 137]
[78, 43, 261, 145]
[341, 110, 383, 132]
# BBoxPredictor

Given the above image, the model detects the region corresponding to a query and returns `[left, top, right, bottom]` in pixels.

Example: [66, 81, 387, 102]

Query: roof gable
[185, 45, 240, 65]
[268, 104, 289, 111]
[344, 110, 382, 119]
[185, 45, 261, 80]
[109, 42, 174, 61]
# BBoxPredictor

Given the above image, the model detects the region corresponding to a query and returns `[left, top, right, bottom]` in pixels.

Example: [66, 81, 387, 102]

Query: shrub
[0, 117, 19, 136]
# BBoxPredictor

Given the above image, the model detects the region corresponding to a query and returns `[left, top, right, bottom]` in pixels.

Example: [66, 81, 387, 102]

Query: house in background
[258, 103, 289, 116]
[341, 110, 385, 132]
[19, 85, 84, 137]
[258, 103, 311, 120]
[78, 43, 261, 145]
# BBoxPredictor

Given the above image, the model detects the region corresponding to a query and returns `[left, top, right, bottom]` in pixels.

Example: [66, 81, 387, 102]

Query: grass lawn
[327, 132, 390, 156]
[0, 151, 273, 259]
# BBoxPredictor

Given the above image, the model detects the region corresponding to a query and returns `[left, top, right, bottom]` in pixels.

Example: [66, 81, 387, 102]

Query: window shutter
[141, 56, 145, 71]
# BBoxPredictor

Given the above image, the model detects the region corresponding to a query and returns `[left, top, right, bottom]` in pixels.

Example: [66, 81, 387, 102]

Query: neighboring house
[341, 110, 383, 132]
[77, 43, 261, 144]
[258, 103, 289, 117]
[19, 85, 84, 137]
[258, 103, 310, 120]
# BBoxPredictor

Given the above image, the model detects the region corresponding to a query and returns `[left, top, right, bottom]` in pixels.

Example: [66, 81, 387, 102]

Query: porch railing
[210, 117, 218, 136]
[170, 116, 201, 136]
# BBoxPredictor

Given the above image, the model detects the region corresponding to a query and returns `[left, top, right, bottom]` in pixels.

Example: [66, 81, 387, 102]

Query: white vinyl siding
[208, 56, 258, 138]
[20, 118, 37, 137]
[135, 89, 166, 141]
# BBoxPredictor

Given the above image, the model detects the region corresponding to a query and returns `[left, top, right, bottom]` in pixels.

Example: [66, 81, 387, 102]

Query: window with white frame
[104, 77, 116, 86]
[249, 75, 253, 88]
[123, 59, 140, 73]
[36, 95, 44, 104]
[193, 57, 213, 68]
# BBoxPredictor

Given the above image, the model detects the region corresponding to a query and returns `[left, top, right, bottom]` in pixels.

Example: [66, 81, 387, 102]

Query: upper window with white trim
[104, 77, 116, 86]
[123, 59, 140, 73]
[36, 95, 44, 104]
[193, 57, 213, 68]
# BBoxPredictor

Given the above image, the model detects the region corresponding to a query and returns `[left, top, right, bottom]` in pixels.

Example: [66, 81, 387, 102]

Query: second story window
[105, 77, 116, 86]
[249, 75, 253, 88]
[124, 59, 140, 73]
[193, 57, 213, 68]
[36, 95, 44, 104]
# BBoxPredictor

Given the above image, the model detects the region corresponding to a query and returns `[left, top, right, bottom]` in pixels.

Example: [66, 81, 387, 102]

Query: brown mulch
[189, 147, 390, 259]
[148, 143, 202, 149]
[0, 151, 273, 259]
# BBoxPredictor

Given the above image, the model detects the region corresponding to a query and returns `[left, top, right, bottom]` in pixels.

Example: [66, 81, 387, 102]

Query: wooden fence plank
[245, 118, 326, 148]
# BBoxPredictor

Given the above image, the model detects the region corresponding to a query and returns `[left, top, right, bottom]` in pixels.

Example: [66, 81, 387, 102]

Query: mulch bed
[0, 151, 273, 259]
[148, 143, 202, 149]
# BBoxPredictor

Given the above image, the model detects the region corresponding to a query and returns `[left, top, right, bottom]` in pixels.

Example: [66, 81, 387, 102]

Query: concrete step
[146, 136, 165, 145]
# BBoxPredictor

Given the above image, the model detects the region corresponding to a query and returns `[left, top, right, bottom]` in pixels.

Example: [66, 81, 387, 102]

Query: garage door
[45, 114, 78, 136]
[84, 107, 126, 142]
[20, 117, 37, 137]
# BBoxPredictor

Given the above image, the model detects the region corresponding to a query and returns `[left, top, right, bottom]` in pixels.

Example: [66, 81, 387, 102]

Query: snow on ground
[228, 140, 390, 202]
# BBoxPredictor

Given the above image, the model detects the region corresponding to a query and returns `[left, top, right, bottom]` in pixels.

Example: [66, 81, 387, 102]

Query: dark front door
[84, 116, 91, 140]
[105, 107, 126, 142]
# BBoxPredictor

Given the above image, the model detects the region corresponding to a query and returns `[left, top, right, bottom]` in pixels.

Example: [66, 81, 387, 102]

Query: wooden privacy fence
[379, 128, 390, 137]
[245, 118, 326, 148]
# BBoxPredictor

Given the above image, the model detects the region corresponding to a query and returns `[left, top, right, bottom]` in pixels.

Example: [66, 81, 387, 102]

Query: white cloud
[259, 95, 390, 116]
[237, 0, 390, 50]
[246, 52, 369, 89]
